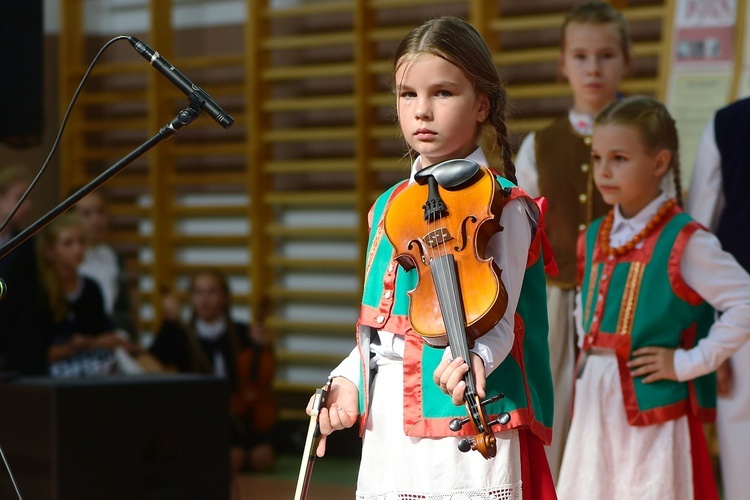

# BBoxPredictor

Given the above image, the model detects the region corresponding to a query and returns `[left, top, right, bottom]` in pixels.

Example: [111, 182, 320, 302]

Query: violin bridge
[423, 228, 453, 248]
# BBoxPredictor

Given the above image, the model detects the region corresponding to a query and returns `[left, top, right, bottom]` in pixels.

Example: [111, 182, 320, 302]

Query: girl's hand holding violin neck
[628, 346, 677, 383]
[433, 354, 486, 406]
[306, 376, 359, 458]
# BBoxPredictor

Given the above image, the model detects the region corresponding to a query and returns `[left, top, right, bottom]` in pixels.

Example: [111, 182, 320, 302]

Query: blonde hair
[392, 16, 517, 184]
[562, 2, 631, 61]
[595, 95, 683, 206]
[36, 212, 89, 323]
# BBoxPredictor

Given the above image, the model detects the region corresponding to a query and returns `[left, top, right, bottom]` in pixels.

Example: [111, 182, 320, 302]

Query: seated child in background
[149, 269, 277, 476]
[37, 213, 141, 377]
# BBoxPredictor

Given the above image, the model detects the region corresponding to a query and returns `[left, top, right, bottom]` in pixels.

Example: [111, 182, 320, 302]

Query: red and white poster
[673, 0, 736, 69]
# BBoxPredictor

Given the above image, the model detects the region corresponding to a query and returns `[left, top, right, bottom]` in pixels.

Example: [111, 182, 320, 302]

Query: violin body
[232, 297, 277, 433]
[382, 159, 512, 459]
[383, 160, 508, 347]
[232, 342, 277, 433]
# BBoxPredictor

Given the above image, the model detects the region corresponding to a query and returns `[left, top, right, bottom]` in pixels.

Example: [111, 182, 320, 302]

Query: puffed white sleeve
[672, 229, 750, 381]
[329, 346, 362, 385]
[686, 119, 723, 232]
[467, 197, 535, 375]
[514, 132, 541, 198]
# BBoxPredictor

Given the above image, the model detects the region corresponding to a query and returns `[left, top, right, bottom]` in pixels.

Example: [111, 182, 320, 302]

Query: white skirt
[356, 355, 522, 500]
[556, 351, 693, 500]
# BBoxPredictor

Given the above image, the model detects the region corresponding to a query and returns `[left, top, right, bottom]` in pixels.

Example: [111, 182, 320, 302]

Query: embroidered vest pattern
[578, 208, 716, 425]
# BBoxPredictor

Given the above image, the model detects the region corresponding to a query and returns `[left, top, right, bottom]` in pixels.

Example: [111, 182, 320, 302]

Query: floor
[238, 474, 355, 499]
[237, 454, 358, 499]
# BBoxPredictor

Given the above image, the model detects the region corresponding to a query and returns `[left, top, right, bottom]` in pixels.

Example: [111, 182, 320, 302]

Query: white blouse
[686, 119, 723, 232]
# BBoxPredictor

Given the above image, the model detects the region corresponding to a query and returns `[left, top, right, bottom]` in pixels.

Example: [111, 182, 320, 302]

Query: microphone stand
[0, 98, 204, 500]
[0, 99, 201, 262]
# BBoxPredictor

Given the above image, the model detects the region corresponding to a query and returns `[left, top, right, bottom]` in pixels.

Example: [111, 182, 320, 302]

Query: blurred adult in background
[687, 97, 750, 500]
[149, 270, 277, 498]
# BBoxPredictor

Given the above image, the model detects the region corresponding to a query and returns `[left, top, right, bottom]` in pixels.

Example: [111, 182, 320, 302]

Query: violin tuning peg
[487, 412, 511, 428]
[457, 438, 473, 453]
[449, 417, 470, 432]
[481, 393, 504, 406]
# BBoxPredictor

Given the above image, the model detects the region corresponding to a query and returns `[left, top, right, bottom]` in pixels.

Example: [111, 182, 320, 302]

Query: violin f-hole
[455, 215, 478, 252]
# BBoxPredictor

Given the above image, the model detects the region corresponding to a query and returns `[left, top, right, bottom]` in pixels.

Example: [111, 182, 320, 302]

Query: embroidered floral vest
[354, 175, 555, 444]
[578, 206, 716, 425]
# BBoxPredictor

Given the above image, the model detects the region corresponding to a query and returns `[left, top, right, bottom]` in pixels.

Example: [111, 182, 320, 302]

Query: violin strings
[429, 185, 470, 389]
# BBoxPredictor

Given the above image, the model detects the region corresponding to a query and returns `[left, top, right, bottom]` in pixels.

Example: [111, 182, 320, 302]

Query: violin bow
[294, 376, 333, 500]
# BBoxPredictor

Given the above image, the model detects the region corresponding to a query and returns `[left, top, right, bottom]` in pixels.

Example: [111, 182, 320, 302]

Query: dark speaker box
[0, 0, 43, 146]
[0, 374, 230, 500]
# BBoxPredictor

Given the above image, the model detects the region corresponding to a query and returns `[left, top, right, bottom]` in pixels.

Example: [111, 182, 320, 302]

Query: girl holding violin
[308, 16, 557, 499]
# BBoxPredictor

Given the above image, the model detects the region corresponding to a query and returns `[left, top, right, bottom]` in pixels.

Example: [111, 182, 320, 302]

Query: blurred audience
[73, 188, 136, 339]
[36, 212, 140, 377]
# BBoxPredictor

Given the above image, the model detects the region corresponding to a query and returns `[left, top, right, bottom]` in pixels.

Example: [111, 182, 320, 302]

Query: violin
[232, 296, 277, 433]
[383, 159, 511, 459]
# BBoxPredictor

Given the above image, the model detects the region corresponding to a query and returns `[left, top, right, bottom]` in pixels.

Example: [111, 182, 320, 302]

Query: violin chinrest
[414, 159, 482, 189]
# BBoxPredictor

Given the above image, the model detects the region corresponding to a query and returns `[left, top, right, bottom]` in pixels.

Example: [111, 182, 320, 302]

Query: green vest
[355, 175, 555, 444]
[579, 207, 716, 425]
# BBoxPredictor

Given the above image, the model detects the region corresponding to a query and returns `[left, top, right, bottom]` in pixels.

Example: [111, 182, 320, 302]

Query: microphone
[128, 36, 234, 129]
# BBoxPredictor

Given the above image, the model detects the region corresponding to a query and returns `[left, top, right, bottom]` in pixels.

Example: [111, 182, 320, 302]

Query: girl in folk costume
[556, 96, 750, 500]
[308, 16, 557, 499]
[514, 2, 632, 479]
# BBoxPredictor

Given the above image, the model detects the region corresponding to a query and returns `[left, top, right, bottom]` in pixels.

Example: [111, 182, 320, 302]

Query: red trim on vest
[669, 222, 703, 305]
[532, 196, 559, 276]
[583, 329, 716, 426]
[615, 336, 690, 426]
[401, 331, 553, 443]
[359, 304, 412, 335]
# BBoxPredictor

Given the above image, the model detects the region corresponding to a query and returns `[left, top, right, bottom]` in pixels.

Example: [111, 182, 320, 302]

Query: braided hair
[392, 16, 517, 184]
[595, 95, 684, 207]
